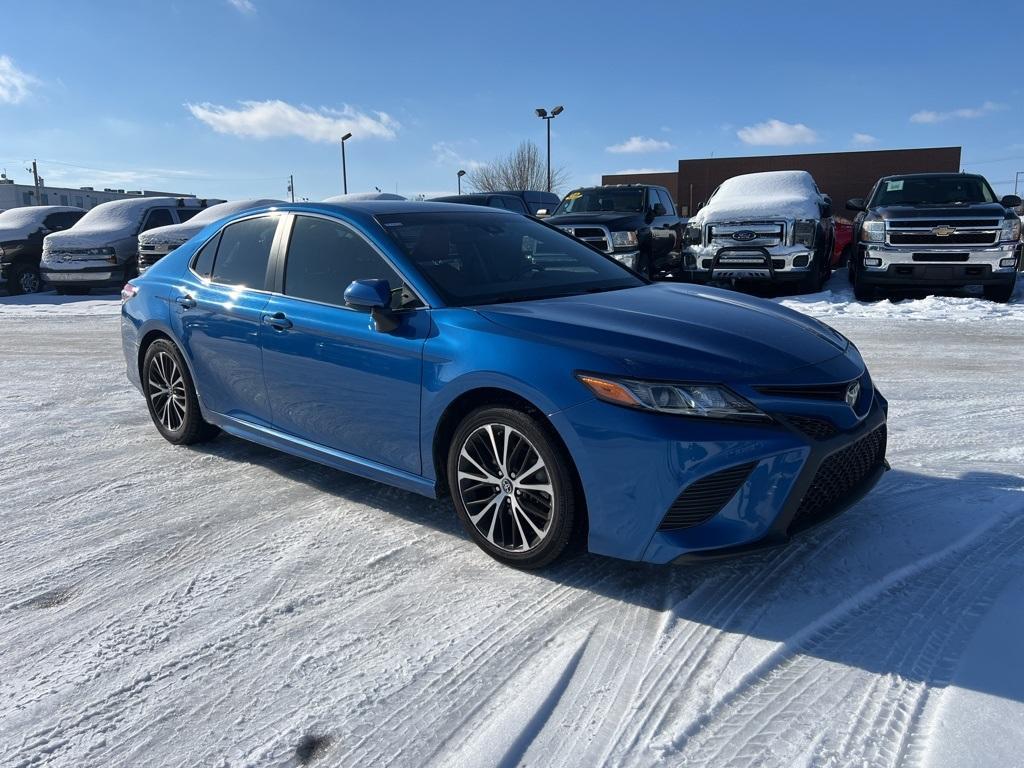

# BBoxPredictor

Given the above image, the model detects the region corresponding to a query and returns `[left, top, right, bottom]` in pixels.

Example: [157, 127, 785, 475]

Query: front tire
[448, 406, 577, 569]
[9, 265, 43, 295]
[142, 339, 219, 445]
[983, 279, 1016, 303]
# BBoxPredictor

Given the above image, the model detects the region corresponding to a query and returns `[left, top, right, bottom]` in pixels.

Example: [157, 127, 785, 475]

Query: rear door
[260, 213, 430, 473]
[172, 213, 283, 425]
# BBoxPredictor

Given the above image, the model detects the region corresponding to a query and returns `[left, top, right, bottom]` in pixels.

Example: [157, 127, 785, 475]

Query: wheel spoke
[459, 449, 498, 483]
[513, 498, 547, 541]
[484, 425, 503, 473]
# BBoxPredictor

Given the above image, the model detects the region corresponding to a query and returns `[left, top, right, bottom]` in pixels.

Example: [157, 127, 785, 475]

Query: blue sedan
[121, 201, 888, 568]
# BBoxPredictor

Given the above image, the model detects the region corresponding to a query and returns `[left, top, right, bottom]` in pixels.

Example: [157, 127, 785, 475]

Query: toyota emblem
[845, 380, 861, 408]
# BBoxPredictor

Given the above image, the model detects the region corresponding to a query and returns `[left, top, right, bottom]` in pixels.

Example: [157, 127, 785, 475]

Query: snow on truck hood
[478, 282, 852, 383]
[44, 197, 182, 248]
[138, 199, 284, 247]
[694, 170, 822, 224]
[0, 206, 82, 241]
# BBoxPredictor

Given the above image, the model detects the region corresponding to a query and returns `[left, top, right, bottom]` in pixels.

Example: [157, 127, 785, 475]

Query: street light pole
[535, 106, 564, 193]
[1014, 171, 1023, 197]
[341, 132, 353, 194]
[457, 169, 466, 194]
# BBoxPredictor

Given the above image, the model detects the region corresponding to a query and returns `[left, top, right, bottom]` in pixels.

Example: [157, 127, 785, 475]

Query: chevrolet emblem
[931, 225, 957, 237]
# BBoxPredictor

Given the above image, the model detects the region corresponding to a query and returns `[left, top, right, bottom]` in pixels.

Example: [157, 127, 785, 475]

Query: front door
[260, 214, 429, 474]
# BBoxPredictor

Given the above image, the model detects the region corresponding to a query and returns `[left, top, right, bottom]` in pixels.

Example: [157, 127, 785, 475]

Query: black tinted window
[870, 176, 997, 207]
[378, 211, 643, 306]
[142, 208, 174, 232]
[487, 197, 506, 209]
[192, 233, 220, 279]
[177, 208, 203, 223]
[211, 216, 278, 288]
[284, 216, 406, 308]
[658, 190, 675, 215]
[44, 212, 82, 230]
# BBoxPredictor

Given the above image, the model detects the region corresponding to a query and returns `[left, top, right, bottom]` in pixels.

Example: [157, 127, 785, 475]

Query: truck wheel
[796, 258, 824, 294]
[853, 280, 876, 301]
[9, 265, 43, 295]
[983, 279, 1016, 303]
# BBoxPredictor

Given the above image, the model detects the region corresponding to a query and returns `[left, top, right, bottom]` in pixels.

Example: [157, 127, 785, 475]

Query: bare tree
[466, 141, 569, 194]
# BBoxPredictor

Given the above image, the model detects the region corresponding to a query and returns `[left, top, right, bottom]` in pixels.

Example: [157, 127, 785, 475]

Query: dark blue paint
[122, 201, 886, 564]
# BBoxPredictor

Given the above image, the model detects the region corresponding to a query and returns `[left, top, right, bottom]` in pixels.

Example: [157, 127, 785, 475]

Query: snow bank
[45, 197, 182, 247]
[0, 206, 83, 240]
[322, 192, 407, 203]
[0, 292, 120, 316]
[777, 268, 1024, 322]
[696, 170, 822, 223]
[138, 199, 283, 246]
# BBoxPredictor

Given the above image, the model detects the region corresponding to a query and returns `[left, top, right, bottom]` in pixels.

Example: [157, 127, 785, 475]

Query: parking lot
[2, 274, 1022, 767]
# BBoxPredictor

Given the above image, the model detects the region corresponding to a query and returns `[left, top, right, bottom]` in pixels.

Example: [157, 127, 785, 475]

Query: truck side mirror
[846, 198, 866, 212]
[1000, 194, 1022, 208]
[696, 201, 705, 212]
[652, 203, 667, 217]
[820, 202, 833, 219]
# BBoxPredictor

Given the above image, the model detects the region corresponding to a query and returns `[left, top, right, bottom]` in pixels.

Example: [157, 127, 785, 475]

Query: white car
[41, 197, 223, 294]
[137, 198, 283, 273]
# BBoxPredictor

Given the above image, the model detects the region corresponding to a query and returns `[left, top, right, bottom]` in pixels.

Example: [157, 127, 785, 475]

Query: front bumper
[858, 242, 1021, 287]
[682, 245, 816, 283]
[41, 262, 132, 290]
[551, 375, 889, 564]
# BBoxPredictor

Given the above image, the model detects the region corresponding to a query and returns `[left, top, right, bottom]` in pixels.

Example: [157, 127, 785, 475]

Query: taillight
[121, 282, 139, 303]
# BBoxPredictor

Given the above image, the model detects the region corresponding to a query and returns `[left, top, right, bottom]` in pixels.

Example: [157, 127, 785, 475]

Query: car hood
[138, 221, 203, 247]
[545, 212, 643, 228]
[873, 202, 1013, 219]
[44, 228, 134, 250]
[476, 283, 850, 383]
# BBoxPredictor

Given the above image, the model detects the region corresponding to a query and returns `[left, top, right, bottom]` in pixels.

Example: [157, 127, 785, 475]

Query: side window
[506, 197, 528, 215]
[210, 216, 278, 288]
[142, 208, 174, 232]
[176, 208, 202, 223]
[44, 212, 78, 231]
[647, 188, 660, 210]
[283, 216, 407, 309]
[192, 233, 221, 279]
[487, 197, 506, 209]
[658, 189, 675, 216]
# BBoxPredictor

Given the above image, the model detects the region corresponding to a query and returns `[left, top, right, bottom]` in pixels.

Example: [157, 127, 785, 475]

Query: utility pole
[288, 174, 295, 203]
[26, 159, 40, 205]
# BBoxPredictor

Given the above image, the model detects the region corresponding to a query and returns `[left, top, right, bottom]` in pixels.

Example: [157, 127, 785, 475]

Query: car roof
[230, 201, 519, 226]
[878, 172, 985, 181]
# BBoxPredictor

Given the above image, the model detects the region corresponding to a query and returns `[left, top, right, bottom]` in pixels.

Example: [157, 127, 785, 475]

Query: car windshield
[554, 188, 645, 215]
[376, 211, 644, 306]
[870, 176, 998, 207]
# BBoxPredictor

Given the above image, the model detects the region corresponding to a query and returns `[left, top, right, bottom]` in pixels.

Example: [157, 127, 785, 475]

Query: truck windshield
[376, 211, 644, 306]
[870, 176, 998, 207]
[554, 188, 645, 215]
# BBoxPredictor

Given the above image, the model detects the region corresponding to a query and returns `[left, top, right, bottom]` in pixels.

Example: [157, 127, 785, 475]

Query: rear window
[142, 208, 174, 232]
[210, 215, 279, 289]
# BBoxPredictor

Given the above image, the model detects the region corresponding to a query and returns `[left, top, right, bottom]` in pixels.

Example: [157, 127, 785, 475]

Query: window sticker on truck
[886, 180, 905, 192]
[565, 191, 582, 201]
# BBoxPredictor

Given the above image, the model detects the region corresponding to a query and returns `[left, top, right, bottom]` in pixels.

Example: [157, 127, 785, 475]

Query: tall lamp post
[457, 169, 466, 194]
[1014, 171, 1023, 197]
[340, 132, 353, 194]
[535, 105, 564, 192]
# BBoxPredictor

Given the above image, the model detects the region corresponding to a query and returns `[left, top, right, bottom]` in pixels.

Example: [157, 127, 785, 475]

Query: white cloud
[0, 55, 36, 104]
[431, 141, 483, 170]
[852, 132, 877, 146]
[227, 0, 255, 13]
[910, 101, 1004, 124]
[737, 119, 818, 146]
[187, 99, 399, 143]
[606, 136, 674, 154]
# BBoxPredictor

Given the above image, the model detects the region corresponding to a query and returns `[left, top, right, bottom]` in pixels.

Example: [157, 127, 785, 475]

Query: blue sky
[1, 0, 1022, 202]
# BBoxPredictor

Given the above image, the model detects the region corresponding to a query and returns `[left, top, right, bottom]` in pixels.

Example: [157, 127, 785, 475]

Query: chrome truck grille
[558, 225, 611, 252]
[886, 218, 1000, 247]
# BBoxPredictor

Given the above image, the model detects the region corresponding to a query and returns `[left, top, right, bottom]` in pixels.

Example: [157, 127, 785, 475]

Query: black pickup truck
[847, 173, 1022, 302]
[545, 184, 684, 279]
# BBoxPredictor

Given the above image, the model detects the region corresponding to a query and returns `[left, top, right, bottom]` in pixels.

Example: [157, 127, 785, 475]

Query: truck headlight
[611, 230, 638, 250]
[613, 251, 638, 270]
[684, 224, 702, 246]
[794, 220, 817, 247]
[577, 373, 768, 421]
[860, 219, 885, 243]
[1000, 218, 1021, 242]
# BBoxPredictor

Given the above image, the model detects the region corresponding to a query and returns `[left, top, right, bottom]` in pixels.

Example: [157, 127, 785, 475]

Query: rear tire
[447, 406, 577, 569]
[983, 279, 1016, 303]
[142, 339, 219, 445]
[8, 265, 42, 295]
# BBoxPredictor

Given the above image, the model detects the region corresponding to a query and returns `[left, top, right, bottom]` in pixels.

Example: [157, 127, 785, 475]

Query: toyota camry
[121, 201, 888, 569]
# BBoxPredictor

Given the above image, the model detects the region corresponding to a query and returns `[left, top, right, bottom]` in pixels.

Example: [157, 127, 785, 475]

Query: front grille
[888, 219, 1000, 229]
[890, 232, 998, 246]
[790, 424, 887, 532]
[756, 382, 850, 401]
[659, 462, 757, 531]
[560, 226, 610, 252]
[709, 222, 785, 248]
[138, 252, 164, 268]
[786, 414, 839, 440]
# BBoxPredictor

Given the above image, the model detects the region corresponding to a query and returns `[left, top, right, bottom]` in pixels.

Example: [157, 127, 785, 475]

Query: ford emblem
[732, 230, 757, 242]
[845, 380, 861, 408]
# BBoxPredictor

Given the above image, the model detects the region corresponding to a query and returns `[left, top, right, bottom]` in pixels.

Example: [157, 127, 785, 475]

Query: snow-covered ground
[1, 280, 1022, 767]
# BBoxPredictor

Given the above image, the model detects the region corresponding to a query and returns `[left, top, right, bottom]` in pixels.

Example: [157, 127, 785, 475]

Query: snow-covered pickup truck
[847, 173, 1022, 303]
[41, 197, 222, 294]
[681, 170, 835, 293]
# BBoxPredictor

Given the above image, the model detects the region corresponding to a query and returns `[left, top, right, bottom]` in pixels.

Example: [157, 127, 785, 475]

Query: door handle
[262, 312, 292, 330]
[175, 295, 196, 309]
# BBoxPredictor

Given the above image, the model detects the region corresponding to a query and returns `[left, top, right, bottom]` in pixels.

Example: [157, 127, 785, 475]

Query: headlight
[860, 219, 885, 243]
[577, 373, 768, 421]
[611, 230, 638, 250]
[1000, 218, 1021, 242]
[794, 220, 817, 247]
[613, 252, 638, 270]
[684, 223, 702, 246]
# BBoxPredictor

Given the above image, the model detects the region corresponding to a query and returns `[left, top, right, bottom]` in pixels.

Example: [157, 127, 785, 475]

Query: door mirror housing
[846, 198, 866, 212]
[344, 278, 398, 332]
[820, 202, 833, 219]
[1000, 194, 1022, 208]
[535, 208, 549, 217]
[652, 202, 667, 217]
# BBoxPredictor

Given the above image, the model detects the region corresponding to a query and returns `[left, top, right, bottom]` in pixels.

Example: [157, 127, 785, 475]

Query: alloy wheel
[18, 269, 41, 294]
[456, 423, 555, 552]
[146, 351, 187, 432]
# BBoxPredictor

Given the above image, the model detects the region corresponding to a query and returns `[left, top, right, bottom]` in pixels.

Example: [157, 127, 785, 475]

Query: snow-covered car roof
[45, 197, 210, 248]
[695, 170, 824, 223]
[0, 205, 84, 240]
[321, 192, 407, 202]
[137, 199, 284, 247]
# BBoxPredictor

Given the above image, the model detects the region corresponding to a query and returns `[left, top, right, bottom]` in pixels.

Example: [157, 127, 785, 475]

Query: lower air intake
[658, 462, 757, 531]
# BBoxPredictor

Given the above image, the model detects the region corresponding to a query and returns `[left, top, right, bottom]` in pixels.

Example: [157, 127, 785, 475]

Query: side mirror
[846, 198, 866, 212]
[344, 279, 398, 332]
[820, 202, 833, 219]
[652, 203, 667, 217]
[696, 201, 705, 212]
[535, 208, 549, 217]
[1000, 194, 1022, 208]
